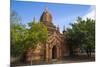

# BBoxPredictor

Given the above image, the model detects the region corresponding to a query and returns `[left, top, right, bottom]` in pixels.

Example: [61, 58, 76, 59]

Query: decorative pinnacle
[57, 25, 59, 31]
[63, 25, 65, 31]
[33, 17, 36, 22]
[44, 6, 48, 12]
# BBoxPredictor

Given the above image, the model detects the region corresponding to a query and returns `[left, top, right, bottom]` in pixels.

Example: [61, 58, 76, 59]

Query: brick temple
[40, 7, 66, 62]
[26, 7, 70, 63]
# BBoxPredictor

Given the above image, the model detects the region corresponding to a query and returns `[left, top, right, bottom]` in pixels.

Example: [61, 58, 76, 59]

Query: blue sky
[11, 0, 93, 32]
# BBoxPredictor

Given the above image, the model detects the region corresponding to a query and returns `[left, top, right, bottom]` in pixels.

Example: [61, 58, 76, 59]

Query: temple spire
[33, 17, 36, 22]
[44, 6, 48, 12]
[40, 6, 52, 23]
[57, 25, 60, 31]
[63, 25, 66, 34]
[63, 25, 65, 31]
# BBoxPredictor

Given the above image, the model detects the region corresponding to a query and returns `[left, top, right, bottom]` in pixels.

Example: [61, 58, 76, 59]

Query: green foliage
[11, 11, 27, 57]
[11, 11, 48, 57]
[65, 17, 95, 56]
[25, 20, 48, 49]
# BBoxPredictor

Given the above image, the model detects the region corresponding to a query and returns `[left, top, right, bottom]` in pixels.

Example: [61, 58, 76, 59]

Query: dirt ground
[11, 53, 95, 67]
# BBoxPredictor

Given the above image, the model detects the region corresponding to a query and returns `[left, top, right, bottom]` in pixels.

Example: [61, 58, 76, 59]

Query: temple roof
[39, 7, 63, 36]
[40, 7, 52, 25]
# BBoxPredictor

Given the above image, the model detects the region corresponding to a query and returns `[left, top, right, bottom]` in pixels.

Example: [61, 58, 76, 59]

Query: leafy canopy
[65, 17, 95, 55]
[11, 11, 48, 57]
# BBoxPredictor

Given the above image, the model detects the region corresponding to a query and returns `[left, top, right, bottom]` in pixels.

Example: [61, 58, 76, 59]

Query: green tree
[11, 12, 48, 64]
[11, 11, 26, 57]
[23, 19, 48, 64]
[24, 19, 48, 49]
[65, 17, 95, 57]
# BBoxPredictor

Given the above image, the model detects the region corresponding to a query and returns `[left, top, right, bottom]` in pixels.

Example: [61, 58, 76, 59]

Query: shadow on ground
[11, 54, 95, 67]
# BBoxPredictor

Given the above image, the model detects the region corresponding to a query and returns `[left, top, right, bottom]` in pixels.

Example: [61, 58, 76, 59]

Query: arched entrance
[52, 46, 57, 59]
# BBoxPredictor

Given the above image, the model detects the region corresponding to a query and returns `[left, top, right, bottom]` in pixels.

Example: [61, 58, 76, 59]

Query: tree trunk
[86, 49, 89, 57]
[69, 47, 74, 57]
[86, 48, 92, 57]
[89, 48, 92, 57]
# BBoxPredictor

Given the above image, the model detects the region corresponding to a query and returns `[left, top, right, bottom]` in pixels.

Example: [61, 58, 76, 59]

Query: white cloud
[82, 6, 96, 20]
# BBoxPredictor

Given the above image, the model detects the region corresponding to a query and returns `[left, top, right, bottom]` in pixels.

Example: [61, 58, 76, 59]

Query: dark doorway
[52, 46, 57, 59]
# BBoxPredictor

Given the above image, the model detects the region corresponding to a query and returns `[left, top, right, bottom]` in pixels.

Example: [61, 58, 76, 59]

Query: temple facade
[26, 7, 68, 63]
[39, 7, 67, 62]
